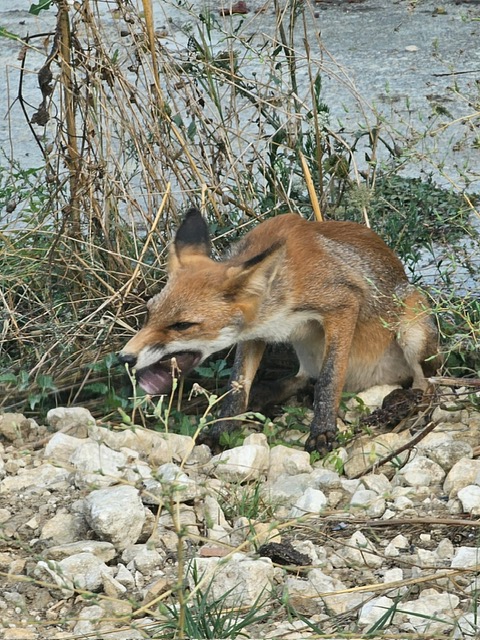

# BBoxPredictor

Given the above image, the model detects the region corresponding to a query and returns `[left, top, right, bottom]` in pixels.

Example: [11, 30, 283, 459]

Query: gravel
[1, 386, 480, 638]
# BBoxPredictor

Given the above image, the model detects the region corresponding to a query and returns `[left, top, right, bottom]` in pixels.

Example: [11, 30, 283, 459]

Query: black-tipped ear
[174, 208, 211, 257]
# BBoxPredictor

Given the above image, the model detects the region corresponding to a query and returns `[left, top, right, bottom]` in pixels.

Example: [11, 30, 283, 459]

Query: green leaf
[0, 373, 18, 384]
[0, 27, 23, 42]
[29, 0, 52, 16]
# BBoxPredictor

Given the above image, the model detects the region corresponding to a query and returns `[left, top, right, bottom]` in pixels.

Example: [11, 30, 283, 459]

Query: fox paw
[304, 431, 337, 456]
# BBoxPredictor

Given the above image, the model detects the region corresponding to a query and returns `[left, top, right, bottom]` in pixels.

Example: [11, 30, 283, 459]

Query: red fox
[119, 208, 439, 453]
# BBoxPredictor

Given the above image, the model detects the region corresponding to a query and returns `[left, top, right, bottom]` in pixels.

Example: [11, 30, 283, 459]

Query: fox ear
[226, 241, 286, 299]
[170, 208, 211, 270]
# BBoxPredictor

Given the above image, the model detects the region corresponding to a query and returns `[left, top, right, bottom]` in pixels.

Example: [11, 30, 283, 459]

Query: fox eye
[167, 321, 197, 331]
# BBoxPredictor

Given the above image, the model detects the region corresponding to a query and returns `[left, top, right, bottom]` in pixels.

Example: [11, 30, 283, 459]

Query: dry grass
[0, 0, 479, 415]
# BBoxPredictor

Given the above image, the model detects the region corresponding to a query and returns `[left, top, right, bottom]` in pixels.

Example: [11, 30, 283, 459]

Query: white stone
[84, 485, 146, 550]
[393, 495, 414, 511]
[70, 441, 128, 489]
[289, 487, 327, 517]
[436, 538, 454, 560]
[458, 485, 480, 515]
[344, 432, 411, 478]
[265, 473, 312, 505]
[44, 432, 87, 464]
[162, 432, 196, 461]
[188, 553, 274, 608]
[424, 439, 473, 470]
[47, 407, 95, 437]
[0, 413, 30, 441]
[72, 605, 105, 636]
[210, 444, 269, 482]
[451, 547, 480, 568]
[338, 531, 383, 568]
[285, 569, 368, 616]
[115, 564, 136, 589]
[203, 495, 231, 530]
[399, 456, 445, 487]
[359, 595, 395, 626]
[40, 511, 88, 545]
[268, 445, 312, 481]
[144, 462, 200, 502]
[444, 459, 480, 496]
[0, 463, 70, 493]
[122, 545, 164, 575]
[361, 473, 392, 496]
[383, 568, 405, 595]
[36, 552, 111, 596]
[397, 591, 459, 633]
[43, 541, 116, 562]
[454, 613, 480, 638]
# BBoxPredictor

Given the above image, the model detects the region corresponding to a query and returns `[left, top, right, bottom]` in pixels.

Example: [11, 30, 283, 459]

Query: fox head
[118, 208, 284, 395]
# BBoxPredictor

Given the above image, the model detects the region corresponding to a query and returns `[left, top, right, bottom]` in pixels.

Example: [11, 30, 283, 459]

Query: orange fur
[119, 209, 439, 453]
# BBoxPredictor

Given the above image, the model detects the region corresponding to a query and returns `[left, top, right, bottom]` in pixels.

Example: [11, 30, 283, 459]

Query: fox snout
[117, 351, 137, 368]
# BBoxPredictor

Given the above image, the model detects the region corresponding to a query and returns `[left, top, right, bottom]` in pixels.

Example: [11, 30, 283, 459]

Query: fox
[119, 207, 439, 454]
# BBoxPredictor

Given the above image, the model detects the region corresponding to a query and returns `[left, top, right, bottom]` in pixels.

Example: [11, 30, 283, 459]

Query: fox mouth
[135, 351, 202, 395]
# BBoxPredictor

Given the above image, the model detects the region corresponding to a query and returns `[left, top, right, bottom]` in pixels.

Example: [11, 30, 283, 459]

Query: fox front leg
[304, 314, 358, 455]
[198, 340, 266, 451]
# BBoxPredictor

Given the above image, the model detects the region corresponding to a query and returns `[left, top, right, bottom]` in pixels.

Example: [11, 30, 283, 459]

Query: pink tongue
[138, 368, 173, 395]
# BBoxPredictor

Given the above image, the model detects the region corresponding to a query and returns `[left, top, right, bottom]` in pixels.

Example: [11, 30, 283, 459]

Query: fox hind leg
[396, 289, 439, 390]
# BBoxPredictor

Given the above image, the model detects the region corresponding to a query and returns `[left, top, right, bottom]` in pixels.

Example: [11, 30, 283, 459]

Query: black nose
[118, 352, 137, 368]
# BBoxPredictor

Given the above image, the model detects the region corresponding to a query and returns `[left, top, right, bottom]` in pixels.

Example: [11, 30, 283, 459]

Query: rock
[344, 384, 400, 422]
[47, 407, 95, 437]
[122, 545, 165, 575]
[42, 540, 116, 562]
[36, 552, 111, 596]
[84, 485, 146, 551]
[432, 401, 465, 424]
[268, 445, 312, 481]
[188, 553, 274, 608]
[72, 605, 105, 636]
[0, 456, 5, 480]
[454, 613, 480, 638]
[359, 595, 395, 626]
[451, 547, 480, 569]
[202, 495, 231, 530]
[40, 511, 88, 545]
[144, 462, 199, 502]
[458, 485, 480, 515]
[0, 413, 30, 442]
[265, 473, 313, 505]
[102, 571, 127, 597]
[444, 459, 480, 496]
[286, 568, 369, 616]
[210, 443, 269, 482]
[344, 432, 411, 478]
[157, 504, 200, 540]
[115, 563, 135, 589]
[3, 629, 39, 640]
[69, 441, 128, 489]
[338, 531, 383, 568]
[350, 489, 386, 518]
[289, 487, 327, 517]
[397, 456, 446, 487]
[0, 463, 70, 494]
[44, 432, 86, 464]
[162, 432, 196, 461]
[396, 590, 459, 633]
[361, 473, 392, 496]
